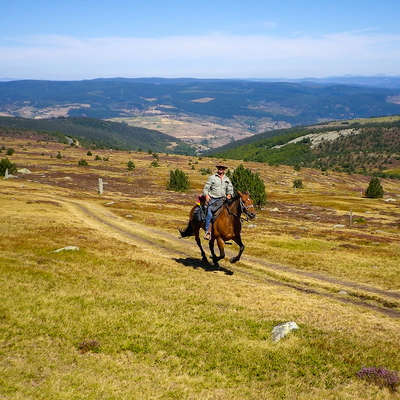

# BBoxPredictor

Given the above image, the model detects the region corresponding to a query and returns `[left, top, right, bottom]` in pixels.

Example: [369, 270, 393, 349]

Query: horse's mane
[226, 192, 240, 206]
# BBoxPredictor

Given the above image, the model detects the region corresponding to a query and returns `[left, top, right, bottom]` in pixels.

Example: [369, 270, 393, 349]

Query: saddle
[193, 196, 225, 223]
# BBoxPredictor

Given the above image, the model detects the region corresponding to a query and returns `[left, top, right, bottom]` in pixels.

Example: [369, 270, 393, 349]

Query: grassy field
[1, 135, 400, 399]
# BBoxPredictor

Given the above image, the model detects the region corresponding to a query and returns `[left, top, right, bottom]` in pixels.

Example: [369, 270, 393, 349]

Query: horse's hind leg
[230, 235, 244, 264]
[209, 238, 219, 266]
[194, 224, 208, 263]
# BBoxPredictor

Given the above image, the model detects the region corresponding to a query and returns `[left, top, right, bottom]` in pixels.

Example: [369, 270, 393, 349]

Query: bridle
[226, 196, 255, 222]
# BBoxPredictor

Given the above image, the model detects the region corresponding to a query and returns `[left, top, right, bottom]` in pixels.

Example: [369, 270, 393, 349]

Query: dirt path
[55, 197, 400, 319]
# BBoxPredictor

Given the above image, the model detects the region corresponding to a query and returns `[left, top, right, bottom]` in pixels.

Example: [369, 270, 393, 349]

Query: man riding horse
[203, 164, 233, 240]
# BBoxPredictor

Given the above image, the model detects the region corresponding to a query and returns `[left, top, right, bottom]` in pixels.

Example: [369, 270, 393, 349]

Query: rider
[203, 164, 233, 240]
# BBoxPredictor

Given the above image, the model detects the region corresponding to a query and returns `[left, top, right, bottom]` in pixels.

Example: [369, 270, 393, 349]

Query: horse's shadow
[173, 257, 233, 275]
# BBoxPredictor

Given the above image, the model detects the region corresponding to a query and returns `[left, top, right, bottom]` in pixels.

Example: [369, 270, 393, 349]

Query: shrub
[200, 168, 212, 176]
[78, 159, 88, 166]
[6, 148, 14, 156]
[230, 164, 266, 208]
[365, 177, 384, 198]
[127, 160, 135, 171]
[293, 179, 304, 188]
[150, 160, 159, 168]
[357, 367, 399, 392]
[95, 155, 101, 160]
[167, 169, 190, 192]
[103, 157, 109, 161]
[87, 151, 92, 156]
[0, 158, 17, 176]
[56, 152, 62, 159]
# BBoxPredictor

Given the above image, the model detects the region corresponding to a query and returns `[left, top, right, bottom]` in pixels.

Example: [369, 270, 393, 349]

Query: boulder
[17, 168, 32, 174]
[271, 321, 299, 342]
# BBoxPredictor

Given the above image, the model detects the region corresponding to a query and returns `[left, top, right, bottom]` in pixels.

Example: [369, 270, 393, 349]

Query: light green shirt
[203, 173, 234, 198]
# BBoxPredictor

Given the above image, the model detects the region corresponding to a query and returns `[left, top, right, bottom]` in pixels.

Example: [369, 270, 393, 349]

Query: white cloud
[0, 32, 399, 79]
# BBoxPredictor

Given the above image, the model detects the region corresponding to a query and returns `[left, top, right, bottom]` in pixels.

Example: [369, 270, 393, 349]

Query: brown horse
[179, 191, 256, 266]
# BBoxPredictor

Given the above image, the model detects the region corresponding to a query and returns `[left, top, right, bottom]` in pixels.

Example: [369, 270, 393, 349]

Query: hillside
[0, 116, 195, 155]
[210, 116, 400, 177]
[1, 78, 400, 150]
[1, 131, 400, 399]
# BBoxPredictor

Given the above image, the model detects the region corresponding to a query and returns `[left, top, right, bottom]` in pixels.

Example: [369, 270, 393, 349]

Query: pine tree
[167, 169, 190, 192]
[230, 164, 266, 208]
[365, 177, 384, 198]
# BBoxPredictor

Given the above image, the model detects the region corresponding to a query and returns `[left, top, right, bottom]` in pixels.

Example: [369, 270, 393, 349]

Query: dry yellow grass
[1, 134, 400, 399]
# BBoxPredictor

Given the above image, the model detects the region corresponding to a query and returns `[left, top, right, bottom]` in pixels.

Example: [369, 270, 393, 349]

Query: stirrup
[204, 232, 211, 240]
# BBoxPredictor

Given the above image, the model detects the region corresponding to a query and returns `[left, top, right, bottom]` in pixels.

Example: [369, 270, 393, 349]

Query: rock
[272, 321, 299, 342]
[125, 214, 133, 218]
[384, 198, 396, 202]
[52, 246, 80, 253]
[338, 290, 348, 295]
[270, 207, 280, 212]
[333, 224, 345, 229]
[105, 201, 115, 206]
[17, 168, 32, 174]
[247, 224, 256, 228]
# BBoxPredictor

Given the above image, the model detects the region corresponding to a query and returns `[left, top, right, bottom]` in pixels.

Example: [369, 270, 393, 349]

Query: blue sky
[1, 0, 400, 79]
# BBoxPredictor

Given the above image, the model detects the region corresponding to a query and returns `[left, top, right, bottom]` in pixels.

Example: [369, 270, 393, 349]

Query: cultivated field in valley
[1, 134, 400, 399]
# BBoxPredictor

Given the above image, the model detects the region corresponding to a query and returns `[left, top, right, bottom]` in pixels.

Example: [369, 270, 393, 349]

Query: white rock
[271, 321, 299, 342]
[52, 246, 80, 253]
[333, 224, 345, 229]
[384, 198, 396, 202]
[17, 168, 32, 174]
[270, 207, 280, 212]
[105, 201, 115, 206]
[247, 224, 256, 228]
[125, 214, 133, 218]
[338, 290, 348, 295]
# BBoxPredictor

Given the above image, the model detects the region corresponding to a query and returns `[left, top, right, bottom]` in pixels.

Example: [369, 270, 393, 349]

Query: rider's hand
[226, 194, 232, 200]
[205, 194, 210, 203]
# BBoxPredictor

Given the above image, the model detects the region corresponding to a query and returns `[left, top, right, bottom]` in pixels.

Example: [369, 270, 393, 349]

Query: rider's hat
[216, 164, 228, 169]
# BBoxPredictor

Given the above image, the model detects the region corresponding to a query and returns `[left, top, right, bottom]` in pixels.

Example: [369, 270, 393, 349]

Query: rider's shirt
[203, 173, 233, 198]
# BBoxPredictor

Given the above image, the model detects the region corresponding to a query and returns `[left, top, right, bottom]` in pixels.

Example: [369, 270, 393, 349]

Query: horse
[179, 191, 256, 266]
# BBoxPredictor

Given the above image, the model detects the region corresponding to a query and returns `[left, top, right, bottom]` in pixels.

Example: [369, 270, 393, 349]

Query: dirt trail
[50, 196, 400, 319]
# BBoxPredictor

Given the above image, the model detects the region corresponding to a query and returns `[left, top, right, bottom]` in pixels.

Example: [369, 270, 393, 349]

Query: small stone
[270, 207, 280, 212]
[52, 246, 80, 253]
[105, 202, 115, 206]
[271, 321, 299, 342]
[333, 224, 345, 229]
[247, 224, 256, 228]
[125, 214, 133, 218]
[338, 290, 348, 295]
[384, 198, 396, 202]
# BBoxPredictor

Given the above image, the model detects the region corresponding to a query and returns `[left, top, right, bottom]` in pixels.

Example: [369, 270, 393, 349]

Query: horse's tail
[179, 223, 194, 237]
[179, 205, 197, 237]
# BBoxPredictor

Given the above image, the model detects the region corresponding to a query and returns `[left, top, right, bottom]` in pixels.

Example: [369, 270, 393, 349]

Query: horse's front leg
[230, 235, 244, 264]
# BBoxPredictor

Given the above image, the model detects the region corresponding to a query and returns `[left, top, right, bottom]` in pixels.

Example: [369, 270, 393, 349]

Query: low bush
[293, 179, 304, 188]
[167, 169, 190, 192]
[365, 177, 384, 198]
[0, 158, 17, 176]
[78, 159, 88, 166]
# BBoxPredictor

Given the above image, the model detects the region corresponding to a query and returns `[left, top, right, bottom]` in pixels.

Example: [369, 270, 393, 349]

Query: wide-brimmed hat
[216, 164, 228, 169]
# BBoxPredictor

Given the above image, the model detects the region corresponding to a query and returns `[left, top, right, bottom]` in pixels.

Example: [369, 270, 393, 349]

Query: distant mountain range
[252, 76, 400, 89]
[0, 116, 195, 155]
[1, 77, 399, 124]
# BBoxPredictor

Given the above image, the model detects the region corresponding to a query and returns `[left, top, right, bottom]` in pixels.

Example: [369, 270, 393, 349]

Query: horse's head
[237, 191, 256, 220]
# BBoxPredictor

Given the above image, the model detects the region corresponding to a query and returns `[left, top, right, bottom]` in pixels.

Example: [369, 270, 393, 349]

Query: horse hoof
[230, 257, 238, 264]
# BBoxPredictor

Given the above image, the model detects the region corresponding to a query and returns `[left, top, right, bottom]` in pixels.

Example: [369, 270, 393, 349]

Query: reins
[225, 197, 253, 222]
